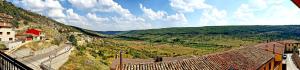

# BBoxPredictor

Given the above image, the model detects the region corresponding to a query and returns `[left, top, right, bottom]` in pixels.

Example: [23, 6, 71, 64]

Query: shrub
[0, 44, 6, 50]
[23, 21, 28, 25]
[52, 36, 63, 45]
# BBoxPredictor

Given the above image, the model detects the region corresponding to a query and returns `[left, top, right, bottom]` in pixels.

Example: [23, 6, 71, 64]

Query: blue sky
[7, 0, 300, 31]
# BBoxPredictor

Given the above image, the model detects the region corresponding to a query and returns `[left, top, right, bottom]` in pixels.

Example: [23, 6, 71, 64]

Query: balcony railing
[0, 51, 32, 70]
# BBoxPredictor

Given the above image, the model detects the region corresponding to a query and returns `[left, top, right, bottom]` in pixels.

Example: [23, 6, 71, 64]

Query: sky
[7, 0, 300, 31]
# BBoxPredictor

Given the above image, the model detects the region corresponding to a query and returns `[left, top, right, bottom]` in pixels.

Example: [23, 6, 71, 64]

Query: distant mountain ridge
[112, 25, 300, 49]
[96, 31, 124, 35]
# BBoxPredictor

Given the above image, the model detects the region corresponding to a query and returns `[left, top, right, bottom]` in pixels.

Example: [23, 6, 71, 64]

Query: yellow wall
[259, 58, 275, 70]
[258, 58, 284, 70]
[275, 54, 282, 61]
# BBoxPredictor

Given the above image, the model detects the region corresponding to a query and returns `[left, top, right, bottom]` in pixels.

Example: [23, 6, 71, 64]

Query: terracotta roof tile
[255, 42, 285, 54]
[114, 46, 275, 70]
[0, 22, 12, 27]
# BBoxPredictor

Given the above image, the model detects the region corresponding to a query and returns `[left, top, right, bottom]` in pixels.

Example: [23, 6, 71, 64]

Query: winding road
[17, 44, 72, 70]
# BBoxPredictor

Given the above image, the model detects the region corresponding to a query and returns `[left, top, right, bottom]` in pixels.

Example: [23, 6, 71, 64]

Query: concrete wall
[4, 41, 22, 50]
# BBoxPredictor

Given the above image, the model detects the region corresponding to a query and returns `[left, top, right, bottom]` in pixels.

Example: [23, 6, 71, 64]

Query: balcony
[0, 51, 32, 70]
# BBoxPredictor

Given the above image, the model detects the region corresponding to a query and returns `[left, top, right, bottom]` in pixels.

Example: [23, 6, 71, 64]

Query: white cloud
[140, 4, 166, 20]
[199, 7, 228, 26]
[139, 4, 188, 28]
[48, 9, 66, 18]
[64, 0, 154, 31]
[68, 0, 132, 17]
[234, 4, 255, 22]
[65, 9, 88, 26]
[233, 0, 300, 25]
[169, 0, 229, 26]
[170, 0, 212, 12]
[86, 13, 109, 23]
[10, 0, 66, 18]
[67, 0, 97, 9]
[165, 13, 187, 25]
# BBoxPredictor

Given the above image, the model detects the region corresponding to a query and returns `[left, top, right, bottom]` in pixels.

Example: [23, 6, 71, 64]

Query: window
[7, 32, 10, 35]
[0, 32, 2, 35]
[9, 38, 13, 41]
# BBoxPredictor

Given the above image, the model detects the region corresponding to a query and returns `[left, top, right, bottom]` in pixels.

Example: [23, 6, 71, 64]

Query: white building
[0, 23, 15, 42]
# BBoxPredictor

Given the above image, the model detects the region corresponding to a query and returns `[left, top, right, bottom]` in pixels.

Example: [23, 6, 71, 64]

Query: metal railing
[0, 51, 33, 70]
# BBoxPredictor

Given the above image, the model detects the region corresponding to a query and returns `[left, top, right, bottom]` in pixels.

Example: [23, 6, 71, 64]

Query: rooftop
[0, 22, 12, 28]
[255, 42, 285, 54]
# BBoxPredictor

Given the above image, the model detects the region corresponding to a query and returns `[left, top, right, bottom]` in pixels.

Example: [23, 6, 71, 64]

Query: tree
[52, 36, 62, 45]
[69, 35, 77, 46]
[23, 21, 28, 25]
[12, 19, 20, 27]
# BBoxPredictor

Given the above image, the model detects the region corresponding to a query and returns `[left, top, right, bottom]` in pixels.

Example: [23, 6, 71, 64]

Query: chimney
[273, 44, 275, 54]
[154, 56, 163, 62]
[119, 50, 123, 70]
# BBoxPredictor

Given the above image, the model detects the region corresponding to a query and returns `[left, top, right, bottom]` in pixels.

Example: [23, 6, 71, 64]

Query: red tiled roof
[113, 46, 274, 70]
[255, 42, 285, 54]
[26, 29, 41, 36]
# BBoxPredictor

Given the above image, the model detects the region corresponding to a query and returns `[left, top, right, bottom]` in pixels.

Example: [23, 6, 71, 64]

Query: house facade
[25, 29, 42, 41]
[0, 23, 15, 42]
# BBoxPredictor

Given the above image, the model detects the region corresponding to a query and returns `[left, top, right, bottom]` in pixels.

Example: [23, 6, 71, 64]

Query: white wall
[5, 41, 22, 50]
[0, 28, 15, 42]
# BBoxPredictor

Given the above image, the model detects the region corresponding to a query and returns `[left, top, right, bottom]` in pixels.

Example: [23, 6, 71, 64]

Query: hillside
[119, 25, 300, 39]
[115, 25, 300, 49]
